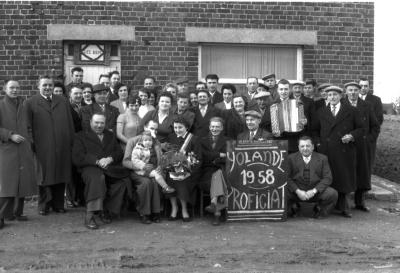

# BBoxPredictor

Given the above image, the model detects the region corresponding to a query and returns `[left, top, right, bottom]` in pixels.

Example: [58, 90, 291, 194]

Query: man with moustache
[344, 82, 380, 212]
[0, 80, 37, 228]
[25, 76, 74, 215]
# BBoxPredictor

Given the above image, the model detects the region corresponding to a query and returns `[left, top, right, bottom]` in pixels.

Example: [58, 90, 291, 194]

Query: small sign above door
[80, 44, 105, 62]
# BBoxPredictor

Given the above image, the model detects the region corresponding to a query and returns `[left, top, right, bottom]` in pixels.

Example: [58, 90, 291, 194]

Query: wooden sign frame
[225, 140, 288, 221]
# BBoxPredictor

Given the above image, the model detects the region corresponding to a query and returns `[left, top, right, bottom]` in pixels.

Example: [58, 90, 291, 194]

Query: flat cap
[92, 84, 109, 93]
[292, 80, 305, 86]
[325, 86, 343, 94]
[244, 110, 262, 118]
[174, 78, 189, 84]
[262, 73, 276, 81]
[344, 82, 361, 89]
[254, 91, 271, 99]
[317, 83, 331, 92]
[305, 79, 317, 86]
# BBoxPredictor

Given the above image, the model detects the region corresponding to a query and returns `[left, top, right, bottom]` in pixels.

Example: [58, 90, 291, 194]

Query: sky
[375, 1, 399, 103]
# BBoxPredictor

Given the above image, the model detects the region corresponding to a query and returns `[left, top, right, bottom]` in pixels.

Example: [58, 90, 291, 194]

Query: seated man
[198, 117, 229, 226]
[287, 136, 338, 219]
[72, 112, 130, 229]
[237, 110, 273, 143]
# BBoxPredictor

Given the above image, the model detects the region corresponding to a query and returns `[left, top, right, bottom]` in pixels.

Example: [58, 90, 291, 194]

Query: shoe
[355, 205, 370, 212]
[152, 214, 161, 223]
[313, 205, 322, 219]
[140, 215, 152, 224]
[66, 200, 79, 208]
[39, 209, 49, 216]
[53, 208, 67, 213]
[162, 186, 176, 194]
[341, 211, 352, 218]
[168, 215, 178, 221]
[212, 215, 221, 226]
[182, 216, 192, 222]
[289, 204, 299, 218]
[99, 212, 112, 224]
[85, 215, 99, 230]
[0, 218, 4, 229]
[205, 203, 216, 214]
[220, 209, 228, 222]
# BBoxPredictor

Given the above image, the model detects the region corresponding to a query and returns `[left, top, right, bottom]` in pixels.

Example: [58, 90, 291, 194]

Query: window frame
[198, 43, 303, 84]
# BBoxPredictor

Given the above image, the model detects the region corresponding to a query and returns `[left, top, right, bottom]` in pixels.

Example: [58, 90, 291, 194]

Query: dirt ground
[1, 199, 399, 273]
[374, 116, 400, 184]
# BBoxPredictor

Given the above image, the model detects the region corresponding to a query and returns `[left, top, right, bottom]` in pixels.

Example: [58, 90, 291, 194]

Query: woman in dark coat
[223, 94, 248, 140]
[141, 92, 175, 144]
[164, 117, 201, 222]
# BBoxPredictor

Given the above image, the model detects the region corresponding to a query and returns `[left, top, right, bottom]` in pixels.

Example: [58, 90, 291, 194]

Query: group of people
[0, 66, 383, 230]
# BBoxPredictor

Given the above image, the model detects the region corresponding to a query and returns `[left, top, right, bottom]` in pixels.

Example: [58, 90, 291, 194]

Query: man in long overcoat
[25, 76, 74, 215]
[312, 86, 364, 218]
[0, 80, 37, 229]
[72, 112, 130, 229]
[344, 82, 380, 212]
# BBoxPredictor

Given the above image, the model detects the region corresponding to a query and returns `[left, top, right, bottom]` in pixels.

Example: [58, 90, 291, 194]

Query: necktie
[331, 105, 336, 117]
[46, 96, 52, 104]
[211, 136, 217, 149]
[97, 134, 104, 141]
[99, 104, 105, 112]
[250, 131, 255, 140]
[200, 106, 206, 117]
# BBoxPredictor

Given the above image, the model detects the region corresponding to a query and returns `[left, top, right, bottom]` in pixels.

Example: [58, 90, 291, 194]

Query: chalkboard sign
[226, 140, 288, 221]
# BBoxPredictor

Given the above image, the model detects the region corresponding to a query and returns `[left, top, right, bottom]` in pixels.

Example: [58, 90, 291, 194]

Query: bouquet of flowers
[160, 134, 200, 180]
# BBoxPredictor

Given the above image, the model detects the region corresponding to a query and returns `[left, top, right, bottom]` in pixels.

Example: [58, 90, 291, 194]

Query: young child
[131, 133, 175, 193]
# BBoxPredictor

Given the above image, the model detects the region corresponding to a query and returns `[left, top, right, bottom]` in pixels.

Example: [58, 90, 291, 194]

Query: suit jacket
[287, 151, 332, 193]
[192, 104, 221, 137]
[199, 134, 229, 169]
[110, 99, 126, 114]
[312, 102, 365, 193]
[223, 109, 247, 140]
[365, 93, 383, 126]
[70, 103, 83, 132]
[314, 99, 327, 111]
[214, 101, 232, 110]
[237, 128, 273, 143]
[108, 88, 119, 102]
[209, 91, 223, 106]
[81, 103, 120, 132]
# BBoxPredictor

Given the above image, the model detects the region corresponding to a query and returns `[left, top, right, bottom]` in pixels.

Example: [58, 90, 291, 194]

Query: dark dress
[165, 133, 202, 205]
[140, 109, 175, 143]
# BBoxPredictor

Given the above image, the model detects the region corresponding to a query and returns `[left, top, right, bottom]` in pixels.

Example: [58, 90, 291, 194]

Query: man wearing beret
[253, 91, 273, 131]
[359, 78, 383, 168]
[312, 86, 364, 217]
[344, 82, 380, 212]
[314, 83, 331, 110]
[175, 78, 189, 95]
[291, 80, 315, 136]
[262, 73, 280, 102]
[81, 84, 120, 132]
[237, 110, 273, 143]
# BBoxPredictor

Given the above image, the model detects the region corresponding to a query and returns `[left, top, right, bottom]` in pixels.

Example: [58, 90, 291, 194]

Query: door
[63, 41, 121, 85]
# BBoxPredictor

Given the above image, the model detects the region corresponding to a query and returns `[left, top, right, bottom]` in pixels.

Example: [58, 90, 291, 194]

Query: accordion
[270, 99, 305, 135]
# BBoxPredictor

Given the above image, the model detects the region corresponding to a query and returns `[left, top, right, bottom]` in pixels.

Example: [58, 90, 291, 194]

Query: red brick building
[0, 1, 374, 96]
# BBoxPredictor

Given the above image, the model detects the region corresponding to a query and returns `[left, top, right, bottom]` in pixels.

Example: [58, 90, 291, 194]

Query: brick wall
[0, 1, 374, 96]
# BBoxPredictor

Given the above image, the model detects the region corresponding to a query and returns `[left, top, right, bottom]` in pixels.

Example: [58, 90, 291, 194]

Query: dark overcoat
[0, 96, 37, 197]
[312, 102, 364, 193]
[25, 94, 74, 186]
[72, 129, 128, 201]
[345, 99, 380, 190]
